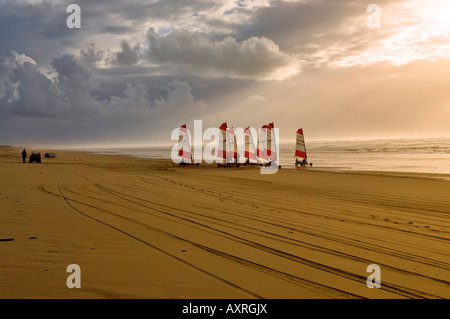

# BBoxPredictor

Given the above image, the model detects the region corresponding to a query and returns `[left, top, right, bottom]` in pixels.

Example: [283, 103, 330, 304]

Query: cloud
[235, 0, 362, 51]
[0, 50, 68, 118]
[113, 40, 141, 66]
[80, 40, 142, 68]
[237, 0, 450, 68]
[2, 0, 450, 145]
[0, 51, 208, 144]
[146, 28, 300, 81]
[247, 94, 267, 102]
[331, 0, 450, 67]
[80, 43, 105, 64]
[51, 54, 107, 117]
[153, 79, 206, 117]
[0, 51, 202, 119]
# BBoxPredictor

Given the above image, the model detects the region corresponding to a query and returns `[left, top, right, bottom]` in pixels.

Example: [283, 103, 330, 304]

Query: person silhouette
[22, 149, 27, 163]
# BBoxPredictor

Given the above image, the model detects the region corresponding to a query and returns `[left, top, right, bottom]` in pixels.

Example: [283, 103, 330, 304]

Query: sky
[1, 0, 449, 147]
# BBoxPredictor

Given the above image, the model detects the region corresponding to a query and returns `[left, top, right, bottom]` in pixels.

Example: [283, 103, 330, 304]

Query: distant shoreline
[6, 144, 450, 182]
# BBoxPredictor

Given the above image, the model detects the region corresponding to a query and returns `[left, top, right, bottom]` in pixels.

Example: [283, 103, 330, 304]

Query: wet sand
[1, 146, 449, 299]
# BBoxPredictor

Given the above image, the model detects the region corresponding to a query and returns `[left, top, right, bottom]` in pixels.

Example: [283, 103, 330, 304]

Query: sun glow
[379, 0, 450, 64]
[334, 0, 450, 67]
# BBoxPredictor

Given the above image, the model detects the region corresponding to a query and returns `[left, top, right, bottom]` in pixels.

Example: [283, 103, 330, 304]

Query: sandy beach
[1, 145, 449, 299]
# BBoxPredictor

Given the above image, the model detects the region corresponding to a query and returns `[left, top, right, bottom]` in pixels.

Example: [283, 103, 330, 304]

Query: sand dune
[1, 146, 449, 299]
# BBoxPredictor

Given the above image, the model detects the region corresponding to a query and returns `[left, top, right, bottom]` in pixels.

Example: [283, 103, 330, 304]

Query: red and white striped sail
[244, 127, 257, 162]
[218, 122, 228, 162]
[266, 122, 277, 162]
[218, 123, 239, 163]
[295, 128, 307, 159]
[257, 124, 268, 161]
[178, 124, 192, 162]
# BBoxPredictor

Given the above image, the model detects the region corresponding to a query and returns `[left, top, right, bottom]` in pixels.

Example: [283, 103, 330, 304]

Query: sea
[74, 138, 450, 176]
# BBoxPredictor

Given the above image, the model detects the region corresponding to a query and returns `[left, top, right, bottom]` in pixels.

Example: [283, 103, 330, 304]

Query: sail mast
[302, 128, 308, 160]
[267, 122, 277, 164]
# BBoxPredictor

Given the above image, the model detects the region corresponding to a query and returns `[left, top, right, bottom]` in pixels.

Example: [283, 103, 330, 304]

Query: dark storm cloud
[95, 25, 136, 35]
[0, 51, 67, 118]
[233, 0, 397, 67]
[113, 40, 141, 66]
[146, 27, 300, 80]
[0, 51, 103, 118]
[79, 43, 104, 64]
[236, 0, 361, 46]
[0, 50, 207, 144]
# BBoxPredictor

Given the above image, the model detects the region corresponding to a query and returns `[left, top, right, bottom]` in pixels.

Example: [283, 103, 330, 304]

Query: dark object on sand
[22, 149, 27, 163]
[0, 238, 14, 242]
[44, 153, 57, 158]
[29, 151, 41, 163]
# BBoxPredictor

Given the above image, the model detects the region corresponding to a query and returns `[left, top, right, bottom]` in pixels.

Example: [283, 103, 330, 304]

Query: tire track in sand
[57, 180, 364, 298]
[55, 181, 263, 299]
[86, 179, 445, 299]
